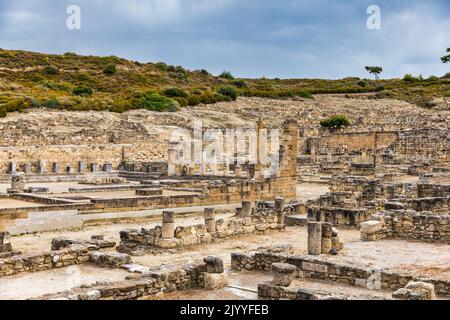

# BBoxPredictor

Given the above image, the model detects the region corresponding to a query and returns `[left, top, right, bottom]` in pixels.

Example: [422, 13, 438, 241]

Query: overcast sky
[0, 0, 449, 79]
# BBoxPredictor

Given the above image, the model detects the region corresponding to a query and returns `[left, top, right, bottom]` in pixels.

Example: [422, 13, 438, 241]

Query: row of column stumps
[160, 197, 287, 239]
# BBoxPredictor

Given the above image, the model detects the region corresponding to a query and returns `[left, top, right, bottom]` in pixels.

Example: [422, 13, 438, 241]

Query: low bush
[218, 71, 234, 80]
[320, 115, 351, 129]
[103, 64, 117, 75]
[42, 65, 60, 75]
[73, 85, 93, 96]
[162, 88, 188, 98]
[217, 85, 238, 100]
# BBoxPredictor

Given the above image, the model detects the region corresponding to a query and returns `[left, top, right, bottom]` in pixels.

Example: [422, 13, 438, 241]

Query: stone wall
[361, 211, 450, 243]
[35, 262, 208, 300]
[307, 207, 371, 227]
[0, 245, 92, 277]
[118, 212, 285, 253]
[231, 250, 450, 296]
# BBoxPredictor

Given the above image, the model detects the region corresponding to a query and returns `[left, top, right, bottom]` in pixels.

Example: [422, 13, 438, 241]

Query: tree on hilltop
[365, 66, 383, 80]
[441, 48, 450, 64]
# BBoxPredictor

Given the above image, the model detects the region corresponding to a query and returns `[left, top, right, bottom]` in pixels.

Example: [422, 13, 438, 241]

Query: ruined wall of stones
[231, 251, 450, 295]
[307, 207, 371, 227]
[0, 245, 92, 277]
[35, 262, 207, 300]
[318, 131, 398, 153]
[118, 213, 285, 253]
[362, 211, 450, 243]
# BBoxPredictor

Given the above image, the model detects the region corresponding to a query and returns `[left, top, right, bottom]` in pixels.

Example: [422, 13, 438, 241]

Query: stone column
[91, 163, 98, 173]
[321, 222, 333, 254]
[241, 201, 252, 226]
[23, 163, 31, 175]
[271, 263, 297, 287]
[275, 197, 285, 228]
[103, 163, 112, 173]
[203, 256, 228, 290]
[78, 161, 86, 173]
[307, 222, 322, 255]
[38, 160, 46, 174]
[11, 173, 26, 192]
[53, 163, 60, 174]
[161, 211, 175, 239]
[204, 208, 216, 233]
[9, 161, 16, 174]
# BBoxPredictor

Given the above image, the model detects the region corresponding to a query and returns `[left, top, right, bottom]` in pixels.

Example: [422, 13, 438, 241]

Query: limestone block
[89, 252, 131, 268]
[156, 238, 179, 249]
[11, 173, 26, 192]
[161, 223, 175, 239]
[360, 220, 385, 241]
[393, 281, 435, 300]
[203, 273, 229, 290]
[204, 256, 224, 274]
[271, 263, 297, 287]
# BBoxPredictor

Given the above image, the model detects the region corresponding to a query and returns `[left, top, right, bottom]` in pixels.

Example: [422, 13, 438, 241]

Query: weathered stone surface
[203, 273, 229, 290]
[308, 222, 322, 255]
[271, 263, 297, 287]
[393, 281, 436, 300]
[203, 256, 224, 274]
[89, 252, 131, 268]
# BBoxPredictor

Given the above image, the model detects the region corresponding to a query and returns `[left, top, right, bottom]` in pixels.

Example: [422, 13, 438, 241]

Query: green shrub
[217, 85, 238, 100]
[218, 71, 234, 80]
[73, 85, 93, 96]
[76, 72, 92, 81]
[162, 88, 188, 98]
[63, 52, 77, 57]
[154, 62, 167, 71]
[232, 79, 247, 88]
[173, 97, 188, 108]
[403, 74, 423, 83]
[0, 105, 7, 117]
[441, 72, 450, 79]
[42, 97, 60, 109]
[426, 75, 438, 81]
[42, 65, 60, 75]
[188, 95, 202, 106]
[5, 98, 30, 112]
[320, 115, 351, 129]
[136, 92, 177, 112]
[103, 64, 117, 75]
[295, 90, 313, 98]
[42, 80, 69, 91]
[357, 80, 368, 87]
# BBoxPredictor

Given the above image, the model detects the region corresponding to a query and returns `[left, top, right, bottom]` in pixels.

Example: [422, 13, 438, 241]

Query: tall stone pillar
[204, 208, 216, 233]
[321, 222, 333, 254]
[241, 201, 252, 226]
[275, 197, 285, 228]
[161, 211, 175, 239]
[307, 222, 322, 255]
[168, 142, 178, 176]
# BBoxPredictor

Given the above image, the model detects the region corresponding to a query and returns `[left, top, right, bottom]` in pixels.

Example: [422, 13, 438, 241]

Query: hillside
[0, 48, 449, 117]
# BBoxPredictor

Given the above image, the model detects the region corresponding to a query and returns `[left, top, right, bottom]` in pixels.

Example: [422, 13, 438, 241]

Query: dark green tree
[365, 66, 383, 80]
[441, 48, 450, 63]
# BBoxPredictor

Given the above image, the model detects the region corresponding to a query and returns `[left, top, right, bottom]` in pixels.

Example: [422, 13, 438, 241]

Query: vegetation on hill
[0, 49, 448, 117]
[320, 115, 351, 129]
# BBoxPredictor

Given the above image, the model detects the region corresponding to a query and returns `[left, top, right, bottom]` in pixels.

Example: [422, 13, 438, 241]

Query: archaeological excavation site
[0, 1, 449, 309]
[0, 93, 448, 302]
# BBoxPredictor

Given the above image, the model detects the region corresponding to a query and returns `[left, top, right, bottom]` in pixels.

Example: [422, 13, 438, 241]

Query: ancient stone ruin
[0, 104, 448, 301]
